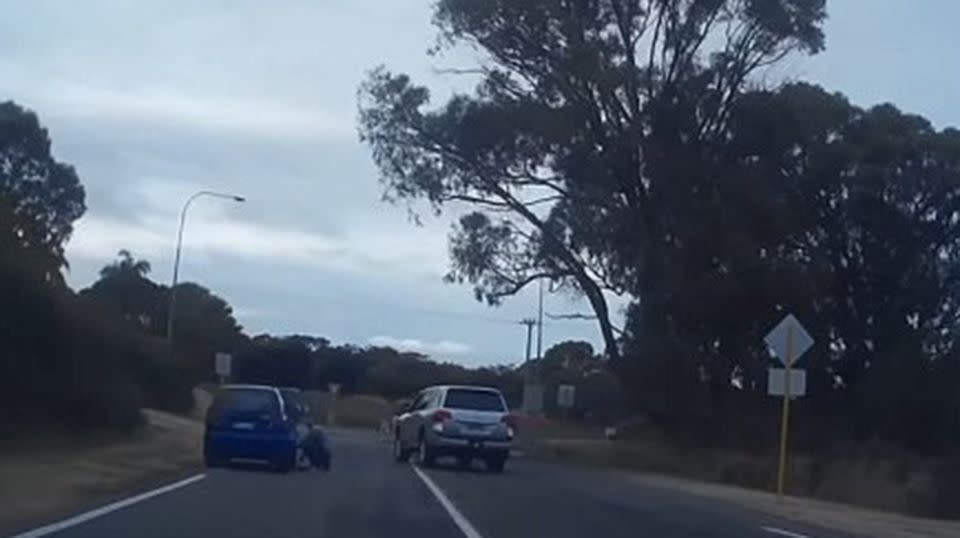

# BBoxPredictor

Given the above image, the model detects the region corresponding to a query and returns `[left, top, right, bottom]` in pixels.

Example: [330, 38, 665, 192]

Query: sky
[1, 1, 957, 366]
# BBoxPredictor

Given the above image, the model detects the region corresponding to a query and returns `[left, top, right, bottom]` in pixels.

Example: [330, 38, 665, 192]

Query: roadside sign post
[557, 384, 575, 420]
[214, 352, 232, 385]
[523, 383, 544, 415]
[764, 314, 813, 501]
[328, 383, 341, 426]
[776, 324, 793, 501]
[767, 368, 806, 398]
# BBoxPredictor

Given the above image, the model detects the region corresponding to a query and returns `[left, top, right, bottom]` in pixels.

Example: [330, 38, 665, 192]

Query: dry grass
[329, 394, 391, 429]
[0, 409, 202, 535]
[190, 386, 215, 421]
[299, 391, 390, 430]
[628, 473, 960, 538]
[531, 435, 960, 530]
[194, 387, 390, 430]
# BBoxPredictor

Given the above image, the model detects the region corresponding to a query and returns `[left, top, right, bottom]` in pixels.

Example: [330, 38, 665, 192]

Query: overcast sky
[1, 1, 957, 366]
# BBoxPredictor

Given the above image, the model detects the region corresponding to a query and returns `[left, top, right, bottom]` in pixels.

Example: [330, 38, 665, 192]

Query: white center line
[11, 473, 207, 538]
[762, 526, 811, 538]
[412, 465, 484, 538]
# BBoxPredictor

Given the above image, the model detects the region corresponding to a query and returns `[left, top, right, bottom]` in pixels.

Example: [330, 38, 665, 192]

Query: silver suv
[392, 385, 514, 472]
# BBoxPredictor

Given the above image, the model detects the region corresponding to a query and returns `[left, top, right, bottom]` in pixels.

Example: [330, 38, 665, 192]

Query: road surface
[9, 429, 856, 538]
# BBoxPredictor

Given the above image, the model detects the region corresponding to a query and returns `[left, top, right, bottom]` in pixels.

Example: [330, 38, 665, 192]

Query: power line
[277, 290, 591, 328]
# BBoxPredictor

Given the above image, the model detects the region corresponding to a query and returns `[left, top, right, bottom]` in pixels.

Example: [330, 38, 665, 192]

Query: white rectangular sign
[768, 368, 806, 397]
[557, 384, 575, 409]
[522, 384, 544, 414]
[764, 314, 814, 366]
[214, 352, 232, 377]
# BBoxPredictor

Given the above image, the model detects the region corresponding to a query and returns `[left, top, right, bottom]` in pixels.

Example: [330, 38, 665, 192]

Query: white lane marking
[762, 526, 810, 538]
[12, 473, 206, 538]
[412, 465, 483, 538]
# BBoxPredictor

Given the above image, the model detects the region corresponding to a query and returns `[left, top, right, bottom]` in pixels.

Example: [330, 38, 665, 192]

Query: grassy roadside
[626, 472, 960, 538]
[517, 421, 960, 537]
[528, 436, 946, 512]
[0, 409, 203, 536]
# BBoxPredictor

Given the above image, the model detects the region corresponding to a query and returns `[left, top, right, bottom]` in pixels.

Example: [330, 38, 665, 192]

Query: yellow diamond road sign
[764, 314, 813, 366]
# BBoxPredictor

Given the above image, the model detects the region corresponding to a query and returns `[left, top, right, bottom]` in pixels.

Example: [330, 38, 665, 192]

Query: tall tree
[82, 250, 163, 331]
[359, 0, 826, 358]
[169, 282, 247, 381]
[619, 82, 960, 451]
[0, 101, 85, 283]
[99, 249, 152, 279]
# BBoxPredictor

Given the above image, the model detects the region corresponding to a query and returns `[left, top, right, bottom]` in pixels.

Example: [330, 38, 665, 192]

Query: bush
[932, 453, 960, 518]
[72, 291, 195, 416]
[66, 380, 145, 432]
[137, 356, 195, 414]
[0, 263, 183, 435]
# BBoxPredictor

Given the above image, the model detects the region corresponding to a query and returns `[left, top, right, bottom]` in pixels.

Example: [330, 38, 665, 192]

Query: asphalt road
[11, 429, 857, 538]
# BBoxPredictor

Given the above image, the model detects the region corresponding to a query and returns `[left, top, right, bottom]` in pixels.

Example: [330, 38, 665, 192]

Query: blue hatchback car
[204, 385, 300, 471]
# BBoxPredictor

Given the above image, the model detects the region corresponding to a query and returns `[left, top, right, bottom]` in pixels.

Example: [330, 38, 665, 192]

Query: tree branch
[490, 271, 564, 300]
[432, 67, 488, 76]
[546, 311, 624, 335]
[523, 194, 563, 207]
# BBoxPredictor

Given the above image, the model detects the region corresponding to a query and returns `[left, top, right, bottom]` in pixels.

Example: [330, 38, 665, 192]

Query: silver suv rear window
[443, 389, 504, 411]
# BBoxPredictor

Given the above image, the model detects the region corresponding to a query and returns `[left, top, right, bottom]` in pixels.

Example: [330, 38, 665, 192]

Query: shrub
[0, 263, 176, 434]
[137, 356, 195, 414]
[932, 453, 960, 518]
[66, 379, 145, 432]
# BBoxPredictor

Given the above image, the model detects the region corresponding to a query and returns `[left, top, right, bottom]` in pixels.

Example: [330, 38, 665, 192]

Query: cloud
[68, 215, 170, 261]
[34, 84, 354, 141]
[232, 306, 270, 322]
[368, 335, 472, 357]
[2, 0, 611, 364]
[65, 206, 449, 280]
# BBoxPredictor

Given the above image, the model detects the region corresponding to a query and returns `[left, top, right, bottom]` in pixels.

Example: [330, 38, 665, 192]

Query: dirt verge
[0, 409, 202, 535]
[530, 436, 960, 537]
[628, 472, 960, 538]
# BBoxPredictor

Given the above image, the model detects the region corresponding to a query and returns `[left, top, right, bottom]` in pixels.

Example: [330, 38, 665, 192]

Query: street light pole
[166, 190, 245, 346]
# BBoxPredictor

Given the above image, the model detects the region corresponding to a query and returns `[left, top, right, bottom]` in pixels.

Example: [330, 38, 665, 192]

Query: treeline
[0, 102, 245, 433]
[358, 0, 960, 462]
[233, 335, 521, 401]
[0, 102, 187, 432]
[0, 100, 608, 434]
[232, 335, 624, 422]
[613, 85, 960, 456]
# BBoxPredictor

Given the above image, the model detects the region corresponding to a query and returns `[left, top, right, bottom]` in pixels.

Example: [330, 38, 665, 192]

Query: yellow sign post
[765, 313, 813, 501]
[775, 324, 793, 500]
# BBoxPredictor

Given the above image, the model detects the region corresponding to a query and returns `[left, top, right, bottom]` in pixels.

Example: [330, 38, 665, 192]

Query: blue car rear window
[211, 389, 279, 418]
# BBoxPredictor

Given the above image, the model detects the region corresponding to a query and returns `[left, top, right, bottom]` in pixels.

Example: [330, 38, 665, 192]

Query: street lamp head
[232, 195, 246, 202]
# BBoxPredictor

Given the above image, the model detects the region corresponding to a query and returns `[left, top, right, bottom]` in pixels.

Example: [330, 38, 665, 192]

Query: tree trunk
[574, 269, 620, 361]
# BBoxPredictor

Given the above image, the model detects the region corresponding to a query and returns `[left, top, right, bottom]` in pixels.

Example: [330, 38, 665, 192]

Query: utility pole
[536, 278, 545, 359]
[520, 317, 538, 413]
[521, 318, 537, 368]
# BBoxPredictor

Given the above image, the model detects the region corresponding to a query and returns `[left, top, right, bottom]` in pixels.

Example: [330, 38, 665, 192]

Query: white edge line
[12, 473, 206, 538]
[762, 526, 810, 538]
[411, 465, 483, 538]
